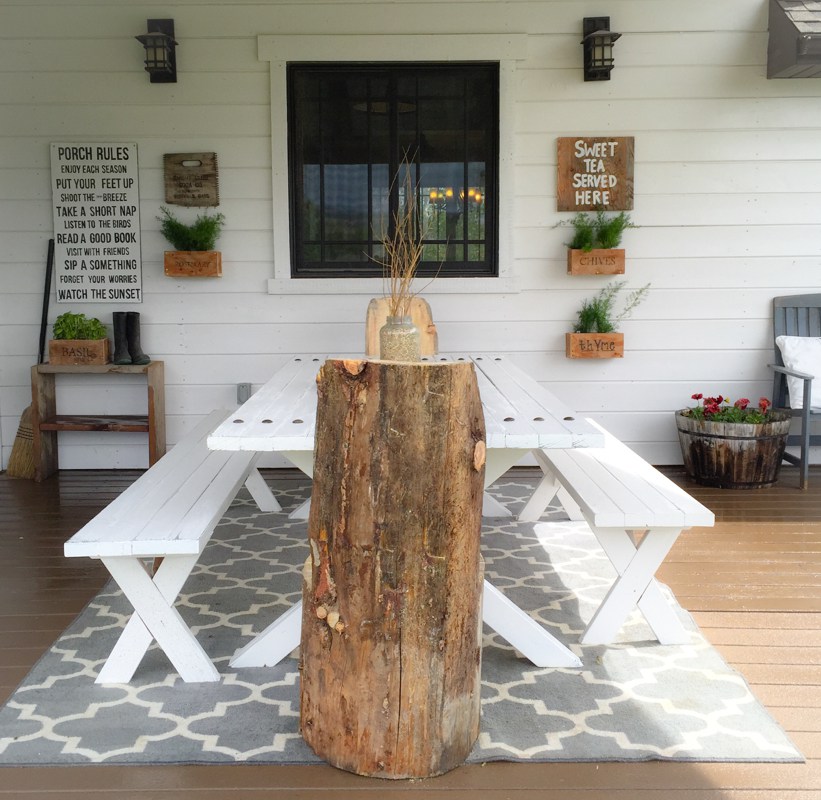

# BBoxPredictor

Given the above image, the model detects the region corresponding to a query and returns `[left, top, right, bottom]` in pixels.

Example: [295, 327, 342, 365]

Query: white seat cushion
[776, 335, 821, 409]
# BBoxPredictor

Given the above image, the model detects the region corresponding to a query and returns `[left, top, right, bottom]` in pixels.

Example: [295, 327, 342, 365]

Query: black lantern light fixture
[581, 17, 621, 81]
[135, 19, 177, 83]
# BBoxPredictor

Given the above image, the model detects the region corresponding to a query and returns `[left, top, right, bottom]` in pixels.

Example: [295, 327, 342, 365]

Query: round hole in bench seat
[293, 418, 303, 424]
[262, 419, 272, 424]
[564, 416, 575, 421]
[504, 416, 515, 422]
[233, 419, 244, 423]
[533, 416, 544, 421]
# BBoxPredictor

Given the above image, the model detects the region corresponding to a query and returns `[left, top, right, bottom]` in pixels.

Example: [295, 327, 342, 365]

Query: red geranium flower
[686, 391, 775, 424]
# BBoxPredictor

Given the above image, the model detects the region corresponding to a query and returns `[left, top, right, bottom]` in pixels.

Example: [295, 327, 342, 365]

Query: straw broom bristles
[6, 405, 35, 479]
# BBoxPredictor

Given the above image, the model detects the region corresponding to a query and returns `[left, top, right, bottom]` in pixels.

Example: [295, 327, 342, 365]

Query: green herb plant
[52, 312, 108, 340]
[567, 210, 633, 252]
[158, 206, 225, 251]
[573, 280, 650, 334]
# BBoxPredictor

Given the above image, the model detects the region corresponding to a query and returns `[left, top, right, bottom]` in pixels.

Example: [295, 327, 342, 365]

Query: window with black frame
[287, 62, 499, 279]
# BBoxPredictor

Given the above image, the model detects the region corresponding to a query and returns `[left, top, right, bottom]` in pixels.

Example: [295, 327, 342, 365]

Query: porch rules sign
[50, 143, 142, 303]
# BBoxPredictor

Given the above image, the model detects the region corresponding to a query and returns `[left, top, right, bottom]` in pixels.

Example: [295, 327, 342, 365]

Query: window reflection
[289, 63, 498, 277]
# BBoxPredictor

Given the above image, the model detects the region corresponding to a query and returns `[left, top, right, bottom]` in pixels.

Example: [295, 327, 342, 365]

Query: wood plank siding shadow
[0, 467, 818, 799]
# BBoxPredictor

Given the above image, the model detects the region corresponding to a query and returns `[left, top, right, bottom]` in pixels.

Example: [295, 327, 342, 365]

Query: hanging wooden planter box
[164, 251, 222, 278]
[565, 332, 624, 359]
[48, 338, 110, 366]
[567, 249, 625, 275]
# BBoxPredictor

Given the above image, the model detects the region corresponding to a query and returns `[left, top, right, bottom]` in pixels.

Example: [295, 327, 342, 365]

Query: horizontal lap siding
[2, 0, 820, 468]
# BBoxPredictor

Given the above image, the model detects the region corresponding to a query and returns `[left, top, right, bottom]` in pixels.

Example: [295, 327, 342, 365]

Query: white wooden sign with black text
[50, 142, 142, 303]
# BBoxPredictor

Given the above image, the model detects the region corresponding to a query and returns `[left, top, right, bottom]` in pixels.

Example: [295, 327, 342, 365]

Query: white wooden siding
[2, 0, 820, 469]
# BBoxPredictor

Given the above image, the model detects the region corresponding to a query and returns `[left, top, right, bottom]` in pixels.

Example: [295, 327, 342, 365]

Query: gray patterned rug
[0, 481, 802, 766]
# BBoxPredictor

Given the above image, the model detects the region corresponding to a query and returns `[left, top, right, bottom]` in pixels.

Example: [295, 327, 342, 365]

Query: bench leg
[230, 601, 303, 668]
[519, 452, 584, 522]
[97, 555, 220, 683]
[482, 581, 582, 667]
[517, 470, 560, 522]
[478, 448, 532, 518]
[244, 467, 281, 513]
[582, 527, 689, 646]
[289, 497, 311, 520]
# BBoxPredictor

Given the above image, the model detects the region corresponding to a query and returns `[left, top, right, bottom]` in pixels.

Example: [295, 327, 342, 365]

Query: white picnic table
[207, 353, 606, 670]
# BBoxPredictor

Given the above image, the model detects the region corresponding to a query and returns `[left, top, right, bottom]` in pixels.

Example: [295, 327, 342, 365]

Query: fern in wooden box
[565, 210, 632, 275]
[159, 206, 225, 277]
[566, 280, 648, 359]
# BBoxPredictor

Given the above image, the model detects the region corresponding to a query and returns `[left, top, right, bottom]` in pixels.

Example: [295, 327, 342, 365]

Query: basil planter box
[48, 338, 110, 366]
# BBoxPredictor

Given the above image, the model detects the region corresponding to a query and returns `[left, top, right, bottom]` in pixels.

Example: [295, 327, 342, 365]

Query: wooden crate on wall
[565, 332, 624, 359]
[567, 249, 625, 275]
[164, 251, 222, 277]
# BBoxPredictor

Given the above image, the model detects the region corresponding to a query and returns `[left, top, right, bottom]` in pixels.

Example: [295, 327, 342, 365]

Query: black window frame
[287, 61, 500, 279]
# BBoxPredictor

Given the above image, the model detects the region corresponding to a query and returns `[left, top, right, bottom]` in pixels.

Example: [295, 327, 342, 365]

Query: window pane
[325, 243, 369, 262]
[371, 163, 390, 244]
[289, 63, 497, 278]
[325, 165, 368, 241]
[302, 164, 321, 241]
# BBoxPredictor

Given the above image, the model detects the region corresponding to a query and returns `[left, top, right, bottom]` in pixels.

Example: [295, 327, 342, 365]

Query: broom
[6, 239, 54, 479]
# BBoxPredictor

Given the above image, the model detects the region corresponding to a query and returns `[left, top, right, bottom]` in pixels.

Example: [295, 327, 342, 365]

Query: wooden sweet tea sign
[557, 136, 634, 212]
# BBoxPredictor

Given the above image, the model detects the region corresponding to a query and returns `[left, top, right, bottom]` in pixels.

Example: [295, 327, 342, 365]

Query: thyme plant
[573, 281, 650, 333]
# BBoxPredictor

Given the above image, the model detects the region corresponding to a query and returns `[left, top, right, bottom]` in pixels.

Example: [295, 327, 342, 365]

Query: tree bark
[300, 359, 486, 779]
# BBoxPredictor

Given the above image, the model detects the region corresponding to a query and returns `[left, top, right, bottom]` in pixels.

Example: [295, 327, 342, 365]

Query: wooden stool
[300, 359, 486, 778]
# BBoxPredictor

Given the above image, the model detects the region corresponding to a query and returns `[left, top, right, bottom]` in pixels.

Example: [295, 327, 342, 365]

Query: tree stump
[300, 359, 486, 779]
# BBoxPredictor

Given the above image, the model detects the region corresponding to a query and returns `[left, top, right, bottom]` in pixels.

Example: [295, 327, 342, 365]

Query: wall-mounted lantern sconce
[135, 19, 177, 83]
[581, 17, 621, 81]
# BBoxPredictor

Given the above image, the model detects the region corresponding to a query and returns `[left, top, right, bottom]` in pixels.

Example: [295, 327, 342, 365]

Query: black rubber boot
[126, 312, 150, 365]
[112, 312, 131, 365]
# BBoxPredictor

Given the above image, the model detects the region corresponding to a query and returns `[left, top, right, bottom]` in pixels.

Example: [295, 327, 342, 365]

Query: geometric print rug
[0, 480, 803, 766]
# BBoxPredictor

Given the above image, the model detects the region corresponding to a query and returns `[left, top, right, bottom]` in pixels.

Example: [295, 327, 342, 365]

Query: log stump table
[299, 359, 487, 779]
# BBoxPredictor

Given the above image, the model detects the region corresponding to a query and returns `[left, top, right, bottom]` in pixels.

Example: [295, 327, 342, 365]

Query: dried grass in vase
[376, 158, 425, 319]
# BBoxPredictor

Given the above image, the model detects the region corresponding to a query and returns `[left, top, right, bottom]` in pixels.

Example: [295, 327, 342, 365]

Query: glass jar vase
[379, 315, 421, 362]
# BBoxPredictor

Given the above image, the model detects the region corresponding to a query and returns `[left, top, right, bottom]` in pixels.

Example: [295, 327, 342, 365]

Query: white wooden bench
[64, 409, 280, 684]
[519, 419, 715, 646]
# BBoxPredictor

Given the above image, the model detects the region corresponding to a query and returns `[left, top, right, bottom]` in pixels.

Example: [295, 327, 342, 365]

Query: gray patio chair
[771, 293, 821, 489]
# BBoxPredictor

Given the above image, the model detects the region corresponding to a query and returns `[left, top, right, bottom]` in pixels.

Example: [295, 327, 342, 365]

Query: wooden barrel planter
[675, 411, 791, 489]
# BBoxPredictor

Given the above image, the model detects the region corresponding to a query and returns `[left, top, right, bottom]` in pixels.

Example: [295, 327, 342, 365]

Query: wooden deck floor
[0, 466, 818, 799]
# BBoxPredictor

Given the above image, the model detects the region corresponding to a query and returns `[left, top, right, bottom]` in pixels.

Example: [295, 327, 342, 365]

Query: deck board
[0, 465, 818, 799]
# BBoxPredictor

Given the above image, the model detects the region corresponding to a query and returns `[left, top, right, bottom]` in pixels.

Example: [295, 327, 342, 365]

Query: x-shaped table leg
[229, 579, 583, 669]
[582, 526, 689, 646]
[97, 555, 219, 684]
[518, 454, 585, 523]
